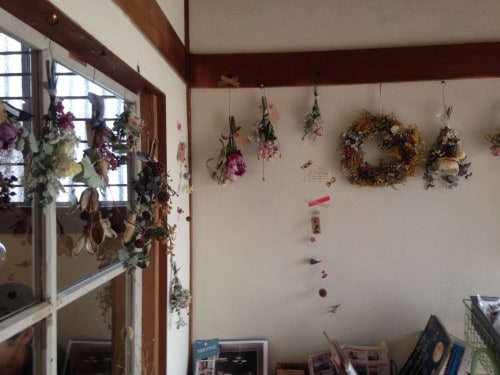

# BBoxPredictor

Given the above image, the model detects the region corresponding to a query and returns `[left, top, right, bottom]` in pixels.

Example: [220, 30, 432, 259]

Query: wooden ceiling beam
[0, 0, 163, 95]
[190, 42, 500, 88]
[112, 0, 189, 83]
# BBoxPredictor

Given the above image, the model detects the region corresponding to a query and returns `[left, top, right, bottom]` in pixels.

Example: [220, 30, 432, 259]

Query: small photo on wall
[214, 339, 269, 375]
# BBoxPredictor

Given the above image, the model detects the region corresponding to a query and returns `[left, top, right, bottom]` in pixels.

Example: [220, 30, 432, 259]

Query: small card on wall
[311, 216, 321, 234]
[305, 167, 329, 183]
[177, 142, 187, 162]
[234, 129, 250, 145]
[268, 104, 280, 122]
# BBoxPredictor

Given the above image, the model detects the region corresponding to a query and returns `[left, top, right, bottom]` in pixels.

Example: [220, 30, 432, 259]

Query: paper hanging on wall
[311, 215, 321, 234]
[305, 167, 329, 183]
[177, 142, 187, 162]
[307, 196, 330, 207]
[268, 103, 280, 122]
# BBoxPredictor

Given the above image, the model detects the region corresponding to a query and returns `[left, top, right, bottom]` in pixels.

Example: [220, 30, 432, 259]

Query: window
[0, 32, 35, 202]
[0, 31, 143, 374]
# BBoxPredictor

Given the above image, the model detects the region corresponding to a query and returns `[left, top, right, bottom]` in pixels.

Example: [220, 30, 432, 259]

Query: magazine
[342, 343, 391, 375]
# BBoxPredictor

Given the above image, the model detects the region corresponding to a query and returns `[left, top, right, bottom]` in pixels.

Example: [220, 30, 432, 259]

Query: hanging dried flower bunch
[119, 141, 178, 269]
[206, 115, 246, 185]
[170, 258, 191, 329]
[423, 106, 472, 189]
[303, 85, 324, 140]
[485, 128, 500, 156]
[22, 61, 80, 211]
[249, 96, 280, 180]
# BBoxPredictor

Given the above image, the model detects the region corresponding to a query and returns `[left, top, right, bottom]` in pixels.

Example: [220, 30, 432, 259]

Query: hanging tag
[177, 121, 182, 131]
[268, 104, 280, 122]
[234, 129, 250, 145]
[177, 142, 187, 162]
[311, 215, 321, 234]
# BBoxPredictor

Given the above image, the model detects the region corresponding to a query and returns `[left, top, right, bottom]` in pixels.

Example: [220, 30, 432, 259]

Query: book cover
[399, 315, 452, 375]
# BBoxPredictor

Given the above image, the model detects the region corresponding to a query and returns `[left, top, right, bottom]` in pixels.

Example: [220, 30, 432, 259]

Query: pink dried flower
[0, 122, 21, 149]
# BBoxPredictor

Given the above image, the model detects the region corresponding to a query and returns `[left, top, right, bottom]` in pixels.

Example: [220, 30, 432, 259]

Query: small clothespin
[218, 75, 240, 88]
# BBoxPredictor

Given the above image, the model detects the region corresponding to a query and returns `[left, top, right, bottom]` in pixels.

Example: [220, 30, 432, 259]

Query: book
[445, 341, 464, 375]
[399, 315, 452, 375]
[342, 343, 391, 375]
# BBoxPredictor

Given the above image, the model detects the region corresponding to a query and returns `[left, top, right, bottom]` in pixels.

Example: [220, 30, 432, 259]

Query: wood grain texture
[190, 42, 500, 88]
[0, 0, 162, 95]
[113, 0, 189, 82]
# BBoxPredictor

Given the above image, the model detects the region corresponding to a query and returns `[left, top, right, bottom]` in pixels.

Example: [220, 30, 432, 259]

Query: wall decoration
[0, 101, 31, 151]
[169, 258, 191, 329]
[70, 187, 117, 257]
[22, 61, 81, 211]
[249, 96, 280, 180]
[307, 196, 330, 208]
[206, 116, 246, 185]
[423, 106, 472, 189]
[80, 93, 140, 189]
[119, 147, 179, 268]
[340, 110, 424, 187]
[485, 129, 500, 156]
[303, 85, 324, 140]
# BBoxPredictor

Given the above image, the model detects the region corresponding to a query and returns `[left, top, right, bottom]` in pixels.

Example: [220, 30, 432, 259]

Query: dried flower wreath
[340, 110, 424, 187]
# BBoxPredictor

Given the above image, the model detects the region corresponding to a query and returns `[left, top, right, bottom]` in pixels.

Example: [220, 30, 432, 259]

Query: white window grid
[0, 29, 143, 375]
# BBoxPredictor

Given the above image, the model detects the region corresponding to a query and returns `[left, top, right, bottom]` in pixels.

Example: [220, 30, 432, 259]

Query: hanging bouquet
[0, 101, 31, 151]
[119, 143, 178, 269]
[249, 96, 280, 180]
[303, 86, 324, 140]
[170, 258, 191, 329]
[423, 106, 471, 189]
[207, 115, 246, 185]
[77, 94, 143, 189]
[485, 128, 500, 156]
[22, 61, 80, 210]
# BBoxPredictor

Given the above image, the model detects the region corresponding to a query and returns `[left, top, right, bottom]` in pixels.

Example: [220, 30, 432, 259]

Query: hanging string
[441, 80, 447, 113]
[228, 85, 231, 117]
[379, 83, 383, 114]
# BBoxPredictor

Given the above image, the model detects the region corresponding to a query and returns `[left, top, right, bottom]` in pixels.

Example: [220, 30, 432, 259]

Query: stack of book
[399, 315, 475, 375]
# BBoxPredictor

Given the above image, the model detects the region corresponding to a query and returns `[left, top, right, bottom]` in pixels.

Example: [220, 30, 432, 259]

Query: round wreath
[340, 110, 424, 187]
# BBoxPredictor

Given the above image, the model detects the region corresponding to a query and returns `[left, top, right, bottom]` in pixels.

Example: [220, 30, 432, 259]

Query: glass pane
[0, 33, 22, 52]
[0, 54, 23, 73]
[0, 206, 35, 318]
[0, 75, 22, 97]
[58, 280, 125, 375]
[56, 206, 125, 288]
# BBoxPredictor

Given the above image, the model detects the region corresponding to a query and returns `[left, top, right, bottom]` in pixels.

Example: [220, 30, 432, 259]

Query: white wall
[189, 0, 500, 53]
[189, 0, 500, 371]
[42, 1, 190, 374]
